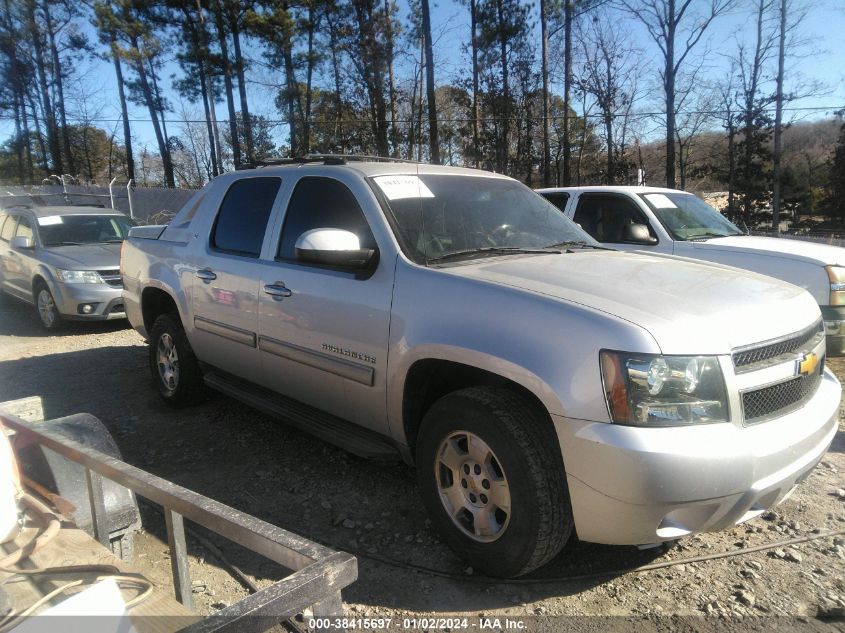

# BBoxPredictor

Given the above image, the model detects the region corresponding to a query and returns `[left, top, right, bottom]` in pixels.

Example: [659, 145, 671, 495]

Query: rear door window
[543, 192, 570, 213]
[211, 178, 282, 257]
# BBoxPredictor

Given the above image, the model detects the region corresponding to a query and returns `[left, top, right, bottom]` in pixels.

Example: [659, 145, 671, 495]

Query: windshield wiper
[427, 246, 560, 264]
[687, 232, 736, 241]
[47, 241, 82, 246]
[546, 240, 609, 250]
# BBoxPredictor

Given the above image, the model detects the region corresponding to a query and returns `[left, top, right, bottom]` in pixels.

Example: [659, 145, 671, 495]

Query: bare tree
[420, 0, 439, 163]
[575, 10, 643, 184]
[618, 0, 735, 188]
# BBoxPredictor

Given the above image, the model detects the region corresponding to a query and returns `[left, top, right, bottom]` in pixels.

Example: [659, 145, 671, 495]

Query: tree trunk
[42, 1, 74, 176]
[664, 1, 677, 189]
[562, 0, 573, 185]
[19, 90, 34, 182]
[148, 57, 171, 156]
[194, 0, 221, 175]
[27, 1, 62, 174]
[110, 34, 135, 180]
[540, 0, 551, 185]
[213, 0, 241, 167]
[199, 64, 219, 177]
[131, 35, 174, 186]
[282, 44, 300, 156]
[303, 6, 316, 154]
[421, 0, 439, 163]
[605, 114, 614, 185]
[27, 91, 50, 174]
[495, 0, 509, 174]
[228, 8, 254, 164]
[470, 0, 480, 168]
[327, 13, 345, 151]
[416, 37, 425, 162]
[383, 0, 399, 157]
[772, 0, 786, 232]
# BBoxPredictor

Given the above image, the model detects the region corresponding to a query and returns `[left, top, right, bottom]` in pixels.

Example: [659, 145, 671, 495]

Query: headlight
[600, 351, 728, 426]
[826, 266, 845, 305]
[55, 269, 105, 284]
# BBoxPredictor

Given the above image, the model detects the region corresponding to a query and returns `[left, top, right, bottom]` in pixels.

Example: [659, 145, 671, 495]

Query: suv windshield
[372, 174, 597, 263]
[639, 192, 744, 241]
[38, 214, 135, 247]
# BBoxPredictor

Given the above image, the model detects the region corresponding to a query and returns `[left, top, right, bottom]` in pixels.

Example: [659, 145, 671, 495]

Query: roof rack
[236, 154, 421, 170]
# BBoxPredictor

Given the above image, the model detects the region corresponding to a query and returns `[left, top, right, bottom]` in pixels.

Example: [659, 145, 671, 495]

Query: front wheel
[148, 313, 205, 407]
[35, 281, 63, 330]
[416, 387, 573, 577]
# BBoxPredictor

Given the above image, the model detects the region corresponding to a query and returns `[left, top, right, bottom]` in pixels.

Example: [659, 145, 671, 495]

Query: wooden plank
[0, 520, 200, 632]
[165, 508, 193, 611]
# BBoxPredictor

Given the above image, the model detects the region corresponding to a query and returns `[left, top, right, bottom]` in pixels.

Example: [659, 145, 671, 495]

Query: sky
[4, 0, 845, 162]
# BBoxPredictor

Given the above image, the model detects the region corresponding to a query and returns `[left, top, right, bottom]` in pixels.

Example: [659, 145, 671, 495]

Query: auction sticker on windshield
[373, 175, 435, 200]
[644, 193, 677, 209]
[37, 215, 63, 226]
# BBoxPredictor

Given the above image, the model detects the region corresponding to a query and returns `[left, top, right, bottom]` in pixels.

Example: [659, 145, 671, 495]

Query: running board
[203, 371, 400, 460]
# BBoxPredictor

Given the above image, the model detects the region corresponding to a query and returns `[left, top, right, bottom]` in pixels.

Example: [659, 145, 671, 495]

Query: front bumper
[553, 367, 840, 546]
[50, 281, 126, 321]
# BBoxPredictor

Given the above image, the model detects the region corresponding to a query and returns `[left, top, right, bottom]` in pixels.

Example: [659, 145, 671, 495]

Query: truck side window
[277, 177, 377, 261]
[574, 194, 655, 243]
[211, 177, 281, 257]
[543, 192, 569, 212]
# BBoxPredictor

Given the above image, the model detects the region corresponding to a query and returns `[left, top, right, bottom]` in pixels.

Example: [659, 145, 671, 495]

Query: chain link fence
[0, 180, 199, 224]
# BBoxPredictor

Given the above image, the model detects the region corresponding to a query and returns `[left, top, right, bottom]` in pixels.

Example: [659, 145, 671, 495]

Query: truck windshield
[38, 214, 135, 247]
[372, 174, 598, 263]
[639, 192, 744, 241]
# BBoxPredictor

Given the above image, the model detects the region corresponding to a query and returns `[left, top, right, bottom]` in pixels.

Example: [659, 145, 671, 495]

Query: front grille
[742, 363, 824, 424]
[97, 269, 122, 288]
[733, 320, 823, 371]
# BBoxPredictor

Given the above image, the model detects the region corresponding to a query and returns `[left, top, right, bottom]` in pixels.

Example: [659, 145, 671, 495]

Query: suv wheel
[416, 387, 573, 577]
[35, 281, 63, 330]
[149, 313, 205, 407]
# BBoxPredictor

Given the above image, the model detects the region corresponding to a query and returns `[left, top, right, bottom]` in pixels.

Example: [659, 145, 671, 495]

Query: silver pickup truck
[122, 158, 840, 578]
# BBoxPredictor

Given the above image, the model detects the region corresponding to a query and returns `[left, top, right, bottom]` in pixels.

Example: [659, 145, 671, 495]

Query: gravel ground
[1, 294, 844, 631]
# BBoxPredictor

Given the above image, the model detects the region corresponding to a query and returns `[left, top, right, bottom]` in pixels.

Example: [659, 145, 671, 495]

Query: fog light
[77, 303, 99, 314]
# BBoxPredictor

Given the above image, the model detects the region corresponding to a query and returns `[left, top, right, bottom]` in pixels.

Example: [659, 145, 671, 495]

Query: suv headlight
[56, 269, 105, 284]
[826, 266, 845, 305]
[600, 351, 728, 426]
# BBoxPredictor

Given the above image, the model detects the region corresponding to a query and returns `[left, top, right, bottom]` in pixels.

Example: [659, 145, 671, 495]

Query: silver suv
[122, 157, 840, 577]
[0, 205, 132, 328]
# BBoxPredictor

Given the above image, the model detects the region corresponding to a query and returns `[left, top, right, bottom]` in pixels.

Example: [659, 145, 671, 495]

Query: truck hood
[38, 243, 122, 270]
[687, 235, 845, 267]
[444, 250, 820, 355]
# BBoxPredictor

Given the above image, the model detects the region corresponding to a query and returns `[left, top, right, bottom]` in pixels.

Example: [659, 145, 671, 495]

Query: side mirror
[10, 236, 33, 249]
[622, 223, 658, 245]
[295, 228, 376, 269]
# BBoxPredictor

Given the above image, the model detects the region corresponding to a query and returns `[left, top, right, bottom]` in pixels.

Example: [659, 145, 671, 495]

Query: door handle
[263, 282, 292, 300]
[196, 268, 217, 283]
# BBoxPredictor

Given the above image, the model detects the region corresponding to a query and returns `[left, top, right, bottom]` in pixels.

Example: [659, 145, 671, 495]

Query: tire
[34, 280, 63, 330]
[148, 313, 205, 407]
[416, 387, 573, 578]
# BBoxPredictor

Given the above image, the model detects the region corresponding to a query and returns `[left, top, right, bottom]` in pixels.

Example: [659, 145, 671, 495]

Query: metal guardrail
[0, 412, 357, 632]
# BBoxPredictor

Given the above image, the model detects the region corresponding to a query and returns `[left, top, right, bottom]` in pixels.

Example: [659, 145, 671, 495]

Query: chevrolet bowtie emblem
[797, 352, 819, 377]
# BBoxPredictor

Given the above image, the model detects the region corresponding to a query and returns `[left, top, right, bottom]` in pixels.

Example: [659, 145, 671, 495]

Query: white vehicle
[537, 186, 845, 355]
